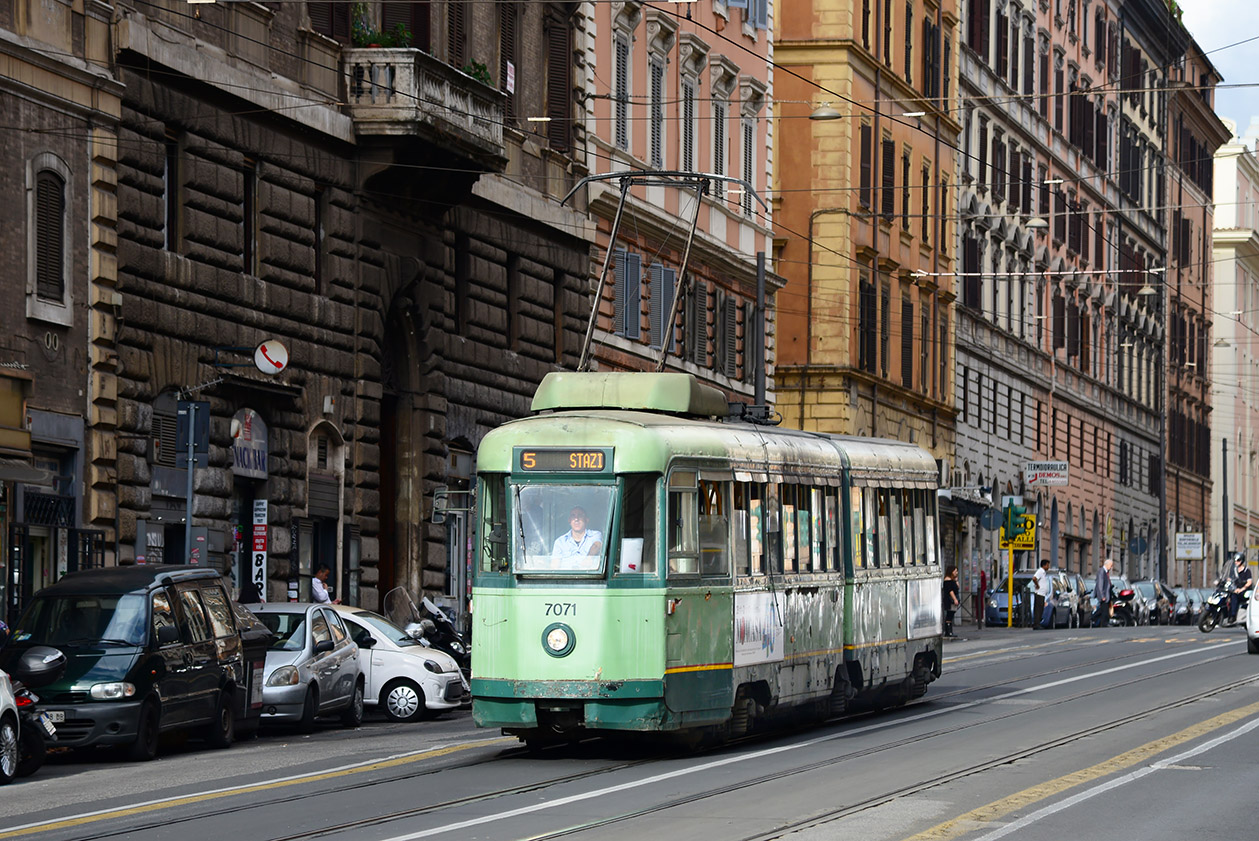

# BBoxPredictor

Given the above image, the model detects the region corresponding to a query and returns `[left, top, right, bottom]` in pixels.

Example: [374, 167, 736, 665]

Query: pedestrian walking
[942, 565, 961, 638]
[1032, 559, 1052, 629]
[1091, 558, 1114, 627]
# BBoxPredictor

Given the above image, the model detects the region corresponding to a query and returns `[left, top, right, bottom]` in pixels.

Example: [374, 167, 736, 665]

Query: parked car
[1172, 588, 1197, 625]
[328, 605, 466, 722]
[0, 667, 17, 784]
[1248, 587, 1259, 653]
[1066, 572, 1094, 628]
[0, 565, 253, 761]
[249, 603, 363, 732]
[1081, 574, 1148, 625]
[1132, 580, 1173, 625]
[986, 570, 1073, 627]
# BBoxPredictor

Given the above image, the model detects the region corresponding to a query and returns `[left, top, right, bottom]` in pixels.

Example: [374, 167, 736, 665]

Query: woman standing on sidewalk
[943, 565, 961, 638]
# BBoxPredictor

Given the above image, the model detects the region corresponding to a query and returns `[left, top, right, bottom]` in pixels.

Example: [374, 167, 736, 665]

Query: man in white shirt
[551, 507, 603, 566]
[311, 564, 340, 604]
[1032, 559, 1053, 629]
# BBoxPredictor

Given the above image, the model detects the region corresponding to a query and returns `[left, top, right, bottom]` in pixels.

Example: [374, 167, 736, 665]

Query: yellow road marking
[900, 699, 1259, 841]
[0, 736, 516, 840]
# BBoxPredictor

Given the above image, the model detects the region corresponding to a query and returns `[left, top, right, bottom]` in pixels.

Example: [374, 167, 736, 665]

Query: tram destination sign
[515, 447, 613, 474]
[1024, 461, 1069, 487]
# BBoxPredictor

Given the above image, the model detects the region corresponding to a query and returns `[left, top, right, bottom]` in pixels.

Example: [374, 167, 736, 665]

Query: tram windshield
[513, 484, 615, 574]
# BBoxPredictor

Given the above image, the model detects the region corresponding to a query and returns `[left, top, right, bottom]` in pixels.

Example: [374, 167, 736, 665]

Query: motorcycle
[1198, 578, 1247, 633]
[1110, 587, 1138, 626]
[384, 588, 471, 680]
[7, 646, 67, 779]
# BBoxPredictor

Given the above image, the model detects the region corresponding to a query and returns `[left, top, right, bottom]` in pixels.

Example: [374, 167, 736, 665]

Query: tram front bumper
[471, 678, 666, 731]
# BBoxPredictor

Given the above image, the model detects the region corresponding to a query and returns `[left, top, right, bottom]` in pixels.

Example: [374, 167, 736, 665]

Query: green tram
[471, 372, 942, 743]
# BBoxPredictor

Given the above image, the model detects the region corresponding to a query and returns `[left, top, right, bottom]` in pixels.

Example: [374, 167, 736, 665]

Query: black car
[0, 565, 257, 761]
[1131, 579, 1174, 625]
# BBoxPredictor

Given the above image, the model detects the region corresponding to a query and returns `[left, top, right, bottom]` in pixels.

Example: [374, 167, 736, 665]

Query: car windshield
[12, 594, 147, 647]
[1133, 581, 1156, 597]
[513, 483, 615, 574]
[349, 610, 418, 647]
[258, 612, 308, 651]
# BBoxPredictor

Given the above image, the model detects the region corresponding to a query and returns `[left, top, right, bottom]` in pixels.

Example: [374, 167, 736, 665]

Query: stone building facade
[0, 0, 122, 624]
[3, 0, 596, 621]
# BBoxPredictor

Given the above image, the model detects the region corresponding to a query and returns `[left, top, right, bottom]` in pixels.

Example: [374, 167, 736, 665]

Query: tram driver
[551, 506, 604, 565]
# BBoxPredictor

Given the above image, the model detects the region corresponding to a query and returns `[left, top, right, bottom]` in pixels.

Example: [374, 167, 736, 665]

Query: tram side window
[875, 489, 890, 568]
[811, 488, 825, 572]
[699, 480, 730, 576]
[793, 486, 812, 571]
[619, 473, 658, 574]
[781, 485, 797, 572]
[849, 487, 863, 570]
[764, 482, 783, 574]
[733, 483, 751, 576]
[898, 489, 913, 566]
[913, 490, 927, 565]
[925, 498, 938, 566]
[479, 473, 509, 573]
[668, 471, 699, 575]
[890, 489, 905, 566]
[747, 484, 765, 575]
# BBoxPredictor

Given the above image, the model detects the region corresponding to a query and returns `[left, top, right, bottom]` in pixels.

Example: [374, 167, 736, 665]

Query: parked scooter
[383, 588, 471, 679]
[7, 646, 67, 778]
[1110, 587, 1138, 626]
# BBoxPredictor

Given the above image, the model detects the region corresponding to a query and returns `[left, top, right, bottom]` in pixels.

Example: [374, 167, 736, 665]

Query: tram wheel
[729, 691, 753, 739]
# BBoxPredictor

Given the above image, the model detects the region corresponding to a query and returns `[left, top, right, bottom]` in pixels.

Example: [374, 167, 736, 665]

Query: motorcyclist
[1228, 554, 1253, 624]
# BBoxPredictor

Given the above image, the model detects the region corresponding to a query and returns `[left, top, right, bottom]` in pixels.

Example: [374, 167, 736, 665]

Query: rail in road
[4, 626, 1257, 841]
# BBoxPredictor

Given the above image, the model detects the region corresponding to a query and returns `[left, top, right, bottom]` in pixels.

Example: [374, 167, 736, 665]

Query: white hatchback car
[329, 606, 467, 722]
[1247, 587, 1259, 654]
[1, 670, 18, 784]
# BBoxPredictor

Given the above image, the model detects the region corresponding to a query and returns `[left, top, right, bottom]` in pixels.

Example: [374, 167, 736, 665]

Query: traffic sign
[1000, 514, 1036, 550]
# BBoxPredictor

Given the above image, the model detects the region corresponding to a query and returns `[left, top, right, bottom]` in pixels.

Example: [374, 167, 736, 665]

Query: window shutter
[545, 14, 572, 151]
[1067, 300, 1080, 357]
[154, 412, 178, 468]
[615, 33, 629, 150]
[308, 1, 332, 36]
[624, 253, 642, 340]
[692, 280, 709, 367]
[35, 171, 65, 303]
[722, 294, 738, 377]
[743, 302, 758, 384]
[742, 119, 754, 217]
[901, 295, 914, 388]
[650, 59, 664, 168]
[713, 102, 727, 185]
[649, 264, 675, 349]
[859, 124, 873, 208]
[613, 249, 627, 336]
[682, 79, 696, 171]
[384, 1, 429, 51]
[499, 2, 517, 123]
[1053, 294, 1066, 349]
[881, 138, 895, 218]
[754, 0, 768, 30]
[449, 1, 467, 70]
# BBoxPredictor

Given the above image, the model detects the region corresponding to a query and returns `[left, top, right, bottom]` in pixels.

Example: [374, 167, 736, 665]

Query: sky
[1179, 0, 1259, 139]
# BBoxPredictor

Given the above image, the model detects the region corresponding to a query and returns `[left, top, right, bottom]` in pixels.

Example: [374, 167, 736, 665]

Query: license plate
[35, 712, 56, 738]
[45, 710, 65, 723]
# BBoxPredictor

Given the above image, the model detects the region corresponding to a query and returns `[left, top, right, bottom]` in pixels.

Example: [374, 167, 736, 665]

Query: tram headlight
[542, 623, 575, 657]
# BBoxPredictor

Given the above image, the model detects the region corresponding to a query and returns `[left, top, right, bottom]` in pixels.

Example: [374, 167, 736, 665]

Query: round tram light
[542, 623, 575, 657]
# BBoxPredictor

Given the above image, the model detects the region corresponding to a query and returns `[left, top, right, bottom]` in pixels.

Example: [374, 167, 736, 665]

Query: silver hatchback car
[249, 603, 364, 732]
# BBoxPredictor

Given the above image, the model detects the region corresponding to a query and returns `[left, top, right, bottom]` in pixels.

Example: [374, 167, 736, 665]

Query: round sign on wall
[254, 340, 289, 375]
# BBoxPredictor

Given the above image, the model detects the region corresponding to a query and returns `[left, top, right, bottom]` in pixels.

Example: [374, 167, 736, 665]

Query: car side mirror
[354, 632, 375, 648]
[314, 639, 335, 654]
[157, 624, 180, 646]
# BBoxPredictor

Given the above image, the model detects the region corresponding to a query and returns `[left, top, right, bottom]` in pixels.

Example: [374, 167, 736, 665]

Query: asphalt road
[4, 623, 1258, 841]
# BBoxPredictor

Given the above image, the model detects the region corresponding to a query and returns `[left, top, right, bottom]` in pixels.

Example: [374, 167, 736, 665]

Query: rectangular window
[713, 101, 728, 186]
[859, 271, 877, 373]
[499, 1, 518, 124]
[904, 1, 913, 82]
[649, 263, 676, 349]
[901, 293, 914, 387]
[859, 124, 873, 208]
[921, 165, 931, 242]
[614, 250, 643, 339]
[545, 12, 572, 151]
[901, 150, 912, 228]
[742, 119, 755, 217]
[682, 79, 696, 171]
[880, 283, 891, 376]
[881, 138, 895, 219]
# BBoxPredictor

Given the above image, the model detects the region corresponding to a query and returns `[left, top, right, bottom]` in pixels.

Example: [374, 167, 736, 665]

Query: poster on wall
[252, 500, 268, 603]
[734, 590, 786, 666]
[907, 577, 943, 640]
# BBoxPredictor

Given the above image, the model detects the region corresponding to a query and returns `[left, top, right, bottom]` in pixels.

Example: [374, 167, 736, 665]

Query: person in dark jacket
[942, 565, 961, 638]
[1091, 558, 1114, 627]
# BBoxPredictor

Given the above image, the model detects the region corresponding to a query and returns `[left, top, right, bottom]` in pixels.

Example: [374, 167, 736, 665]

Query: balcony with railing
[343, 48, 507, 170]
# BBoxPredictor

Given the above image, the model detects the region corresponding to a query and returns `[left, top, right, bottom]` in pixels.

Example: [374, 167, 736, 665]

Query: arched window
[27, 153, 73, 324]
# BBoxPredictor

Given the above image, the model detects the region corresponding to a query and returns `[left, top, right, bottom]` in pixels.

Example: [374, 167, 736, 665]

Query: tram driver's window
[668, 470, 699, 575]
[698, 480, 729, 576]
[479, 473, 509, 573]
[619, 473, 658, 574]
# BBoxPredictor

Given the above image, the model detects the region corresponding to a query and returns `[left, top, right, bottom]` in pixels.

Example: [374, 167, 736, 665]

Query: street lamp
[809, 103, 841, 121]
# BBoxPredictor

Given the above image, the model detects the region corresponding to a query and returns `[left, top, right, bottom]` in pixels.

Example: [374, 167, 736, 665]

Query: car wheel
[0, 716, 17, 785]
[207, 690, 235, 749]
[128, 699, 161, 762]
[16, 724, 46, 778]
[381, 679, 426, 723]
[297, 685, 319, 734]
[341, 681, 364, 728]
[1248, 636, 1259, 655]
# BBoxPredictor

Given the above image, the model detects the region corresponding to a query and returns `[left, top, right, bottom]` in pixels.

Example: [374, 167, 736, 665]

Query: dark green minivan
[0, 565, 256, 760]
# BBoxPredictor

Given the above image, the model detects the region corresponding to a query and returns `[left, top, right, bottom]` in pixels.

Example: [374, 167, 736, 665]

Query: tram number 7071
[544, 602, 577, 616]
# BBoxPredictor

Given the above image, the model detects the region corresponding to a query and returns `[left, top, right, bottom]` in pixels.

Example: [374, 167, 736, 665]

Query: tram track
[26, 639, 1240, 841]
[451, 649, 1252, 841]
